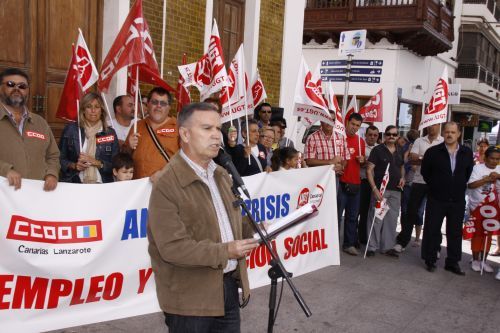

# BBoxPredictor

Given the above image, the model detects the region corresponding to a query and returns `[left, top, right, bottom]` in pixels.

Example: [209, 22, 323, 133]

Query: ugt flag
[177, 19, 230, 101]
[418, 67, 448, 130]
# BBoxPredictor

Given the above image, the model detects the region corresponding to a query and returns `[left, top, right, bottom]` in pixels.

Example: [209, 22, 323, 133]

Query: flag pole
[76, 99, 83, 153]
[138, 87, 145, 119]
[364, 214, 377, 259]
[480, 233, 489, 276]
[160, 0, 167, 77]
[133, 67, 139, 134]
[224, 85, 234, 125]
[100, 92, 114, 128]
[242, 84, 251, 165]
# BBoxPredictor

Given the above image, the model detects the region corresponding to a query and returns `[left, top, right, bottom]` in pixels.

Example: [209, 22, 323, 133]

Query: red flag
[359, 89, 383, 122]
[56, 45, 82, 122]
[176, 53, 191, 112]
[98, 0, 159, 92]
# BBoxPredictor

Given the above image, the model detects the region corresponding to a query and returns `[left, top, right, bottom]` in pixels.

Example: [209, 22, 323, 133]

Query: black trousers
[357, 178, 371, 244]
[164, 274, 241, 333]
[397, 183, 428, 247]
[421, 196, 465, 266]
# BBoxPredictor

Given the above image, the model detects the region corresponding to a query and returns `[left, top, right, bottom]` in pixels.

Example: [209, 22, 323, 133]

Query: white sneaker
[394, 244, 403, 253]
[496, 269, 500, 281]
[471, 260, 481, 272]
[481, 262, 494, 273]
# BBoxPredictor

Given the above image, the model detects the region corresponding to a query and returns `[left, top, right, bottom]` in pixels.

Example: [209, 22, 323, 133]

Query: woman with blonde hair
[59, 92, 119, 183]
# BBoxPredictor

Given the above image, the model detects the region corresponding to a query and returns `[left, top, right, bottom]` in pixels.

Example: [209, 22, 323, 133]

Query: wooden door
[213, 0, 245, 65]
[0, 0, 102, 137]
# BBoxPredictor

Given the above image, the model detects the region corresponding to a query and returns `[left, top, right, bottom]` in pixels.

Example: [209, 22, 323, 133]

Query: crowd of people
[1, 66, 499, 330]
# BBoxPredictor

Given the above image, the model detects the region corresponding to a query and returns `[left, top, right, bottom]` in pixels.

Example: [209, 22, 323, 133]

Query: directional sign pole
[341, 54, 353, 118]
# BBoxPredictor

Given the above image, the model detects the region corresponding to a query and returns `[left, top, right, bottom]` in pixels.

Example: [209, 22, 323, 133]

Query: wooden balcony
[303, 0, 454, 56]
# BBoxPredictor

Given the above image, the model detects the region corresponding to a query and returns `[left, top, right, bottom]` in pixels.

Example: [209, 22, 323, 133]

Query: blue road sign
[321, 60, 384, 67]
[351, 68, 382, 75]
[321, 76, 381, 83]
[320, 68, 382, 75]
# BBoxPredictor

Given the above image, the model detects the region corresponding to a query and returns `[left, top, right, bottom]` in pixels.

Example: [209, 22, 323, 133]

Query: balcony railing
[303, 0, 454, 56]
[456, 63, 500, 90]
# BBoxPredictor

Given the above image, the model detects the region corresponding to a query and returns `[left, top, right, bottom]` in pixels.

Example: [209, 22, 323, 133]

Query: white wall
[302, 38, 457, 132]
[102, 0, 130, 105]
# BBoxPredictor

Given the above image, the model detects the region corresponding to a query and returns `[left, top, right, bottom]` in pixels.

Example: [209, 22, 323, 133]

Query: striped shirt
[304, 129, 350, 161]
[180, 149, 237, 273]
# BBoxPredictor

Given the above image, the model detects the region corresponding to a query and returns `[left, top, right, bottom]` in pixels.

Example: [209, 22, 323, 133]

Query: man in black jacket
[420, 122, 474, 275]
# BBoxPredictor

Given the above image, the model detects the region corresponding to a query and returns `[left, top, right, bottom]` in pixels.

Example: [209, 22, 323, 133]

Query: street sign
[338, 30, 367, 56]
[320, 68, 382, 75]
[321, 76, 381, 83]
[321, 60, 384, 67]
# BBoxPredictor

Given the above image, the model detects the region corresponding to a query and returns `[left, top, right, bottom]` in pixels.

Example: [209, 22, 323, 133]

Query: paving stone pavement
[46, 236, 500, 333]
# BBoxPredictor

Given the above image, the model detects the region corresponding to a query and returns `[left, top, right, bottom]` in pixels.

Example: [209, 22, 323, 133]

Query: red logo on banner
[96, 135, 115, 144]
[426, 79, 448, 115]
[304, 72, 326, 109]
[26, 131, 46, 140]
[194, 55, 212, 86]
[6, 215, 102, 244]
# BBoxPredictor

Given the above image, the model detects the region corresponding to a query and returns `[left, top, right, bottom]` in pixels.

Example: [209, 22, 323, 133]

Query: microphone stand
[231, 187, 312, 333]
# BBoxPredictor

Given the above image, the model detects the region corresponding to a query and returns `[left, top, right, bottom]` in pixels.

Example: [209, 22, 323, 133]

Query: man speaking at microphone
[147, 102, 258, 332]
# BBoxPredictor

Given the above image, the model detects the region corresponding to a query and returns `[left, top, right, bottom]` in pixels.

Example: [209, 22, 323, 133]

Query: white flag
[75, 28, 99, 92]
[251, 69, 267, 106]
[419, 67, 448, 130]
[177, 20, 230, 101]
[293, 56, 334, 126]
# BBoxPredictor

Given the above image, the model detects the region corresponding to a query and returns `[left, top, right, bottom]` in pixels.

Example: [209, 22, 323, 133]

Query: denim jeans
[337, 183, 361, 249]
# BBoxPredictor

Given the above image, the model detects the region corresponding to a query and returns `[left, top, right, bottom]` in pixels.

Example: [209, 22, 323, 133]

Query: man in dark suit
[227, 118, 269, 176]
[421, 122, 474, 275]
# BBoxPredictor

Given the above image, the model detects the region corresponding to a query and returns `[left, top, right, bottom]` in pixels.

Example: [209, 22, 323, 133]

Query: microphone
[217, 148, 251, 199]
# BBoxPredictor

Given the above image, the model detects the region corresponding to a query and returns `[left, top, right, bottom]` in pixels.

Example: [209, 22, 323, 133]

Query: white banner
[0, 166, 338, 332]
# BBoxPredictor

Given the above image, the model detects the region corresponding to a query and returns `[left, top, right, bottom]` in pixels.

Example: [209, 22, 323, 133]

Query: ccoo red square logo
[6, 215, 102, 244]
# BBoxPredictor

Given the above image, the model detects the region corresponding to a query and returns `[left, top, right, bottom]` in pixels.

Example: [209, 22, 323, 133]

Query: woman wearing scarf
[59, 92, 119, 183]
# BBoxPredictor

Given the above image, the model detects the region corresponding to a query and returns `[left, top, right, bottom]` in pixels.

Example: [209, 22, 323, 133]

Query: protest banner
[0, 165, 338, 332]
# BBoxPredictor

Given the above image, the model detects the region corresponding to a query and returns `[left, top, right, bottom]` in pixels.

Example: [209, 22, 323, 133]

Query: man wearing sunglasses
[366, 126, 405, 257]
[256, 102, 273, 128]
[125, 87, 179, 182]
[0, 67, 60, 191]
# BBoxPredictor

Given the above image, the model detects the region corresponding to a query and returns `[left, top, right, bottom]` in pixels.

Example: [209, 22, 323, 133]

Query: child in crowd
[112, 152, 134, 181]
[271, 147, 299, 171]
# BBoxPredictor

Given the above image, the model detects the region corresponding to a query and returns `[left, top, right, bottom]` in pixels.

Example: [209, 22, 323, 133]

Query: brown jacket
[0, 106, 60, 180]
[147, 152, 254, 316]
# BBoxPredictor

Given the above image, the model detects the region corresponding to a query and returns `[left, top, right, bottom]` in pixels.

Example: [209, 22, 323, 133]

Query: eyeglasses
[150, 99, 169, 107]
[385, 133, 398, 137]
[2, 81, 29, 90]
